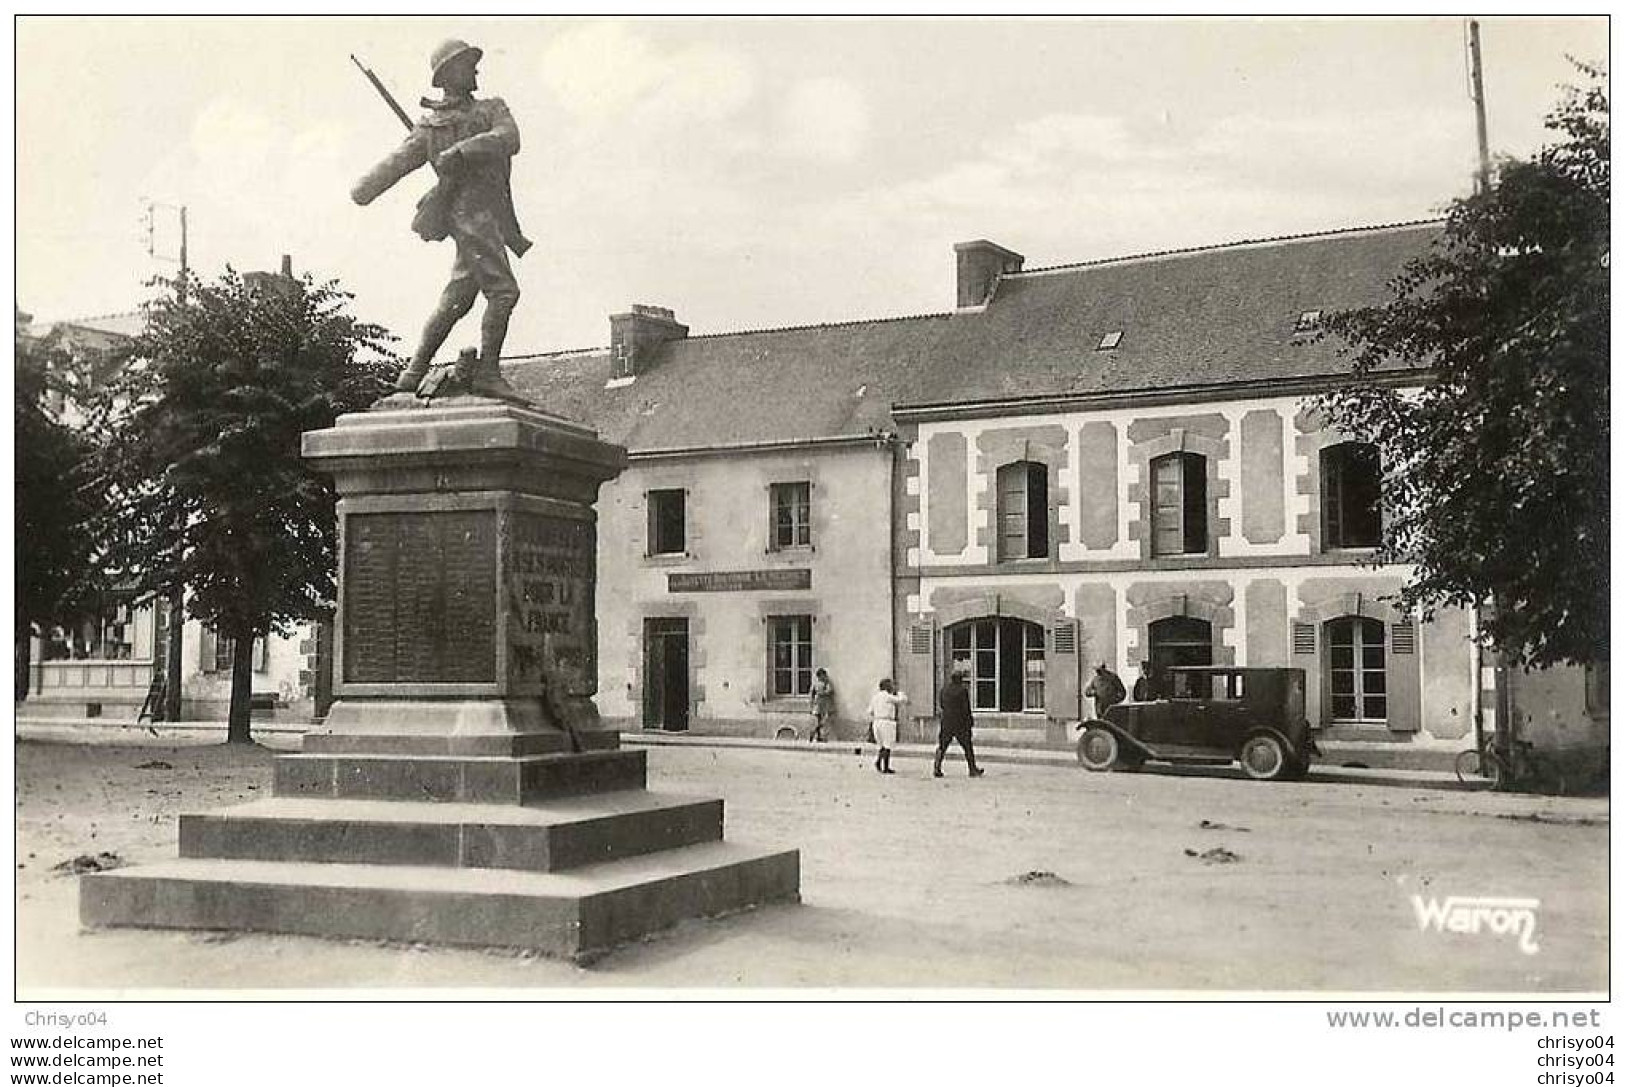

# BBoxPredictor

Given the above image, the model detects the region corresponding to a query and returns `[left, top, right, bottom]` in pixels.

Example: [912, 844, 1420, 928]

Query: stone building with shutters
[508, 307, 900, 739]
[17, 308, 329, 727]
[511, 221, 1487, 764]
[890, 224, 1480, 759]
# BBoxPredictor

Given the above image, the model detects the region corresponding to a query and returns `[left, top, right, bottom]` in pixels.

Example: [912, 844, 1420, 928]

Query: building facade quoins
[1124, 414, 1232, 561]
[972, 425, 1070, 563]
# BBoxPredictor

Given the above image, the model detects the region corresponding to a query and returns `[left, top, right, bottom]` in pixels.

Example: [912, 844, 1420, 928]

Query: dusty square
[14, 735, 1608, 993]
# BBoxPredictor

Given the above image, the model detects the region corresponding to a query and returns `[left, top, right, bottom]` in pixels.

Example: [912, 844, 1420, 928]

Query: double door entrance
[642, 617, 690, 731]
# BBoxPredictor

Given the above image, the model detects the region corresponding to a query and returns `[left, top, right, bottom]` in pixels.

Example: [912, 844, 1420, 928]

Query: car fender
[1078, 717, 1153, 758]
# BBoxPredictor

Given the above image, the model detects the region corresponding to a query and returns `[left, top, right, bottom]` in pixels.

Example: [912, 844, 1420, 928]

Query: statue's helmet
[429, 39, 483, 88]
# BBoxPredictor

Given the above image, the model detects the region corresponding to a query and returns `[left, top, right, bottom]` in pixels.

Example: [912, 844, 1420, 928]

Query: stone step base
[273, 749, 647, 805]
[301, 730, 620, 758]
[1314, 740, 1459, 773]
[82, 842, 800, 961]
[179, 792, 724, 873]
[966, 728, 1053, 748]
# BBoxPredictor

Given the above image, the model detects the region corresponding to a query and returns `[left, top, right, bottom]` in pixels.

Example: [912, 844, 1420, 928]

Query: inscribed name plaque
[668, 569, 812, 593]
[343, 511, 497, 683]
[505, 511, 597, 698]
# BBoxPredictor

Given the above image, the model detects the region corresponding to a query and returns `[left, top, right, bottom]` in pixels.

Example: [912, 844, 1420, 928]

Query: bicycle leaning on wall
[1455, 736, 1568, 795]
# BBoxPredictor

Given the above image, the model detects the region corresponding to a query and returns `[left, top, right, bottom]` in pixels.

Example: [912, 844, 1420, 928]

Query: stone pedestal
[304, 397, 624, 751]
[81, 397, 799, 962]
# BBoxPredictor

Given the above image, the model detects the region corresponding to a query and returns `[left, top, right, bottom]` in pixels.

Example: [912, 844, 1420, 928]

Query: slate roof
[34, 311, 145, 343]
[505, 220, 1442, 451]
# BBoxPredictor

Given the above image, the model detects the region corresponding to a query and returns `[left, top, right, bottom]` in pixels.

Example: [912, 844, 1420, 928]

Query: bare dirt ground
[14, 735, 1608, 994]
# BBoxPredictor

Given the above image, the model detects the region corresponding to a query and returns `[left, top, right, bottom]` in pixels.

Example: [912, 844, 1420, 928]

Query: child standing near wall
[867, 678, 908, 774]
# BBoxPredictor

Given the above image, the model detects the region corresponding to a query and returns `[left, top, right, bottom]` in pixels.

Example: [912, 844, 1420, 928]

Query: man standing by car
[1085, 662, 1127, 719]
[1132, 659, 1161, 702]
[934, 668, 985, 778]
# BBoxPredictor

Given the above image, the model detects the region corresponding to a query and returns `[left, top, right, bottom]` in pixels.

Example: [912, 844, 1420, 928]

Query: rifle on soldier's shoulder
[351, 54, 413, 131]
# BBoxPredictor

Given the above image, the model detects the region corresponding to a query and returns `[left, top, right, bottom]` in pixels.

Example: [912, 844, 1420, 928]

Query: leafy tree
[1320, 64, 1608, 669]
[14, 316, 101, 696]
[88, 269, 395, 741]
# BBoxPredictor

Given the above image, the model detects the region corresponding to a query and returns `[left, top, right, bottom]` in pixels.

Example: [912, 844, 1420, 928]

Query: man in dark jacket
[934, 668, 984, 778]
[1084, 662, 1127, 719]
[1132, 659, 1161, 702]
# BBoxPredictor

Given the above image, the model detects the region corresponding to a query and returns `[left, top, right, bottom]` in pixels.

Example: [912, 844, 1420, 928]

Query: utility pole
[1467, 18, 1492, 194]
[144, 200, 188, 723]
[1464, 20, 1492, 756]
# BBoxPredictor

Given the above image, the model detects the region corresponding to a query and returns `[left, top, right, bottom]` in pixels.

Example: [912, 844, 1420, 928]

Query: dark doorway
[1148, 615, 1214, 696]
[643, 617, 690, 731]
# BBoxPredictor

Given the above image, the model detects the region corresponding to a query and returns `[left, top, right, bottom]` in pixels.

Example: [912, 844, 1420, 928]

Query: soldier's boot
[469, 354, 519, 397]
[402, 281, 478, 392]
[468, 293, 522, 399]
[394, 361, 431, 392]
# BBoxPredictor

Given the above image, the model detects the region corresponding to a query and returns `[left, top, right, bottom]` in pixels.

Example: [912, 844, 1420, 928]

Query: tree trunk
[15, 621, 32, 702]
[226, 635, 255, 744]
[163, 587, 184, 722]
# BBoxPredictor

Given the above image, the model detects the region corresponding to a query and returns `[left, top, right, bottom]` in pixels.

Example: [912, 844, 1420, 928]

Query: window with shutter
[769, 481, 811, 550]
[767, 615, 814, 697]
[1321, 443, 1382, 549]
[213, 633, 234, 673]
[1150, 452, 1207, 556]
[647, 489, 687, 555]
[1052, 622, 1076, 654]
[1292, 622, 1317, 655]
[909, 624, 933, 654]
[1390, 619, 1416, 655]
[996, 461, 1049, 560]
[947, 617, 1045, 712]
[1327, 616, 1387, 722]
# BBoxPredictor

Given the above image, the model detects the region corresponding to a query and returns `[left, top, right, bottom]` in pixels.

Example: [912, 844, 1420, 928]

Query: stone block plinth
[81, 393, 800, 964]
[301, 398, 629, 748]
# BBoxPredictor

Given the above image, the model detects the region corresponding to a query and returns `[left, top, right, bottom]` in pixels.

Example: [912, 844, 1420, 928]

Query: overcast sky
[15, 15, 1609, 357]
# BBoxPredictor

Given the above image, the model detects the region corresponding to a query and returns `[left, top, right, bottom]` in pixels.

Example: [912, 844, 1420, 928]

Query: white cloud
[778, 77, 870, 163]
[539, 22, 661, 120]
[190, 98, 279, 181]
[540, 21, 754, 127]
[813, 102, 1469, 268]
[1195, 107, 1473, 195]
[648, 43, 755, 125]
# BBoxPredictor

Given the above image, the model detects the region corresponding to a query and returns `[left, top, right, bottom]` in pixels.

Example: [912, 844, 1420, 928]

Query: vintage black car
[1076, 666, 1318, 781]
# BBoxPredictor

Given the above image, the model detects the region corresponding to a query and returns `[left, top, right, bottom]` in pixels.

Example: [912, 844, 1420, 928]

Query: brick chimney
[609, 304, 688, 379]
[953, 240, 1024, 309]
[244, 254, 299, 298]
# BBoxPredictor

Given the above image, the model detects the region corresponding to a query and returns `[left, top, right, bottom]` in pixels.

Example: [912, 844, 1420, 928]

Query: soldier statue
[352, 39, 530, 398]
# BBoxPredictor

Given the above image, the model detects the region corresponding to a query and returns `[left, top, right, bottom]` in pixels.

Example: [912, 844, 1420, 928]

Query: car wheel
[1239, 734, 1289, 781]
[1077, 727, 1121, 772]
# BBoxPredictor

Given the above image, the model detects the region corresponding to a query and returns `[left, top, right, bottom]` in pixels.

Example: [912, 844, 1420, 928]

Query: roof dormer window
[1096, 330, 1123, 351]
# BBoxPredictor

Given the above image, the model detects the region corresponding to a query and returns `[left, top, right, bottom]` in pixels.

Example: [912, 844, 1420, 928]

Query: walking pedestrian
[809, 667, 836, 742]
[933, 668, 984, 778]
[1084, 662, 1127, 719]
[866, 678, 908, 774]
